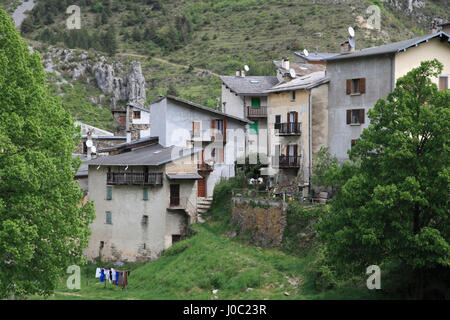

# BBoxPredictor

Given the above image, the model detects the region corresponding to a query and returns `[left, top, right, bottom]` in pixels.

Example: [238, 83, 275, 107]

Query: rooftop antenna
[348, 26, 356, 48]
[289, 68, 296, 79]
[244, 65, 250, 72]
[303, 48, 309, 57]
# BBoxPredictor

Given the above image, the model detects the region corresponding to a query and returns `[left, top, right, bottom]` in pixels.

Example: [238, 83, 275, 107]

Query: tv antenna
[348, 27, 356, 48]
[303, 48, 309, 57]
[348, 26, 355, 37]
[86, 140, 93, 148]
[244, 65, 250, 72]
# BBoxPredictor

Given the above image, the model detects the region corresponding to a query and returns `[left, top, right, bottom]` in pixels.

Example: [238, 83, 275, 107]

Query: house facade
[84, 138, 202, 262]
[326, 31, 450, 162]
[149, 95, 250, 197]
[264, 71, 329, 195]
[112, 103, 151, 142]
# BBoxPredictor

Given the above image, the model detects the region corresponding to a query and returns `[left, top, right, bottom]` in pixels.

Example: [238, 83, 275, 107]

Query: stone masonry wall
[231, 197, 286, 247]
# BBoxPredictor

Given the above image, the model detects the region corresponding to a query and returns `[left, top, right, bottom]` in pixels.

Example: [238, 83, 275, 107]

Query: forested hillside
[4, 0, 448, 129]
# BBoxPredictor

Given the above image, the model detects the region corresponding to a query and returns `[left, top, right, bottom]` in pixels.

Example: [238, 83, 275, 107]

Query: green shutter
[143, 188, 148, 200]
[251, 97, 261, 108]
[106, 186, 112, 200]
[106, 212, 112, 224]
[249, 120, 258, 134]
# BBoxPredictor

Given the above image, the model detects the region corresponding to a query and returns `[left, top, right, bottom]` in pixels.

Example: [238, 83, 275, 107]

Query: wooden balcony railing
[247, 106, 267, 117]
[274, 122, 301, 135]
[272, 156, 301, 168]
[107, 172, 163, 186]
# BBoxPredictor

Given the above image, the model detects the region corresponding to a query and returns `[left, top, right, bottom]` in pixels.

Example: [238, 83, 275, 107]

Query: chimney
[340, 40, 355, 54]
[241, 69, 245, 77]
[236, 70, 241, 77]
[86, 129, 93, 160]
[282, 57, 290, 70]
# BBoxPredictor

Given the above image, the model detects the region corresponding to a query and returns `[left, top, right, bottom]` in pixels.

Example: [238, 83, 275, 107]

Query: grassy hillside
[31, 221, 382, 300]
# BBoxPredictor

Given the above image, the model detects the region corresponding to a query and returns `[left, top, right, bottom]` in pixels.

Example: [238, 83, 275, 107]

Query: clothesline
[95, 267, 130, 289]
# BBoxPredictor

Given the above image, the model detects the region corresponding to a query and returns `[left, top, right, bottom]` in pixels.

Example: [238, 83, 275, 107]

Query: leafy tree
[0, 9, 95, 298]
[318, 60, 449, 298]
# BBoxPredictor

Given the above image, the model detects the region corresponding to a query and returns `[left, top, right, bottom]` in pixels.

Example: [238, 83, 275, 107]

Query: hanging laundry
[95, 268, 101, 278]
[100, 268, 105, 282]
[111, 268, 116, 281]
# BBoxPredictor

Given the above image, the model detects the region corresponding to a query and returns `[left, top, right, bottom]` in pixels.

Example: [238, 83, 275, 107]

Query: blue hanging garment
[115, 272, 120, 285]
[100, 268, 105, 282]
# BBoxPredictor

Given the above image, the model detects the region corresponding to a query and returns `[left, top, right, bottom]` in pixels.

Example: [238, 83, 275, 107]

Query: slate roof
[86, 143, 200, 167]
[294, 52, 339, 62]
[74, 121, 114, 137]
[73, 154, 89, 177]
[166, 173, 203, 180]
[151, 95, 252, 124]
[273, 60, 326, 76]
[99, 136, 159, 153]
[326, 32, 450, 61]
[265, 71, 329, 93]
[220, 76, 279, 96]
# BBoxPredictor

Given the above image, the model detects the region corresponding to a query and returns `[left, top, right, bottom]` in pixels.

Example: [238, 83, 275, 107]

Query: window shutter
[211, 119, 215, 140]
[346, 110, 351, 124]
[359, 78, 366, 93]
[223, 119, 227, 141]
[294, 112, 298, 123]
[106, 186, 112, 200]
[346, 79, 351, 95]
[293, 144, 298, 156]
[143, 188, 148, 200]
[359, 109, 365, 124]
[287, 112, 290, 123]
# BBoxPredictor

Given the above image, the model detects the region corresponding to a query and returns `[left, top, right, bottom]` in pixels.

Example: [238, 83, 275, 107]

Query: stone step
[197, 204, 211, 209]
[197, 208, 209, 214]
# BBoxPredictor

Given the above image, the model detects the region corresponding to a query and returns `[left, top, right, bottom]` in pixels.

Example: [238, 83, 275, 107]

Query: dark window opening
[170, 184, 180, 206]
[100, 241, 104, 250]
[351, 79, 360, 94]
[351, 139, 358, 148]
[106, 212, 112, 224]
[142, 215, 148, 225]
[172, 235, 181, 244]
[133, 111, 141, 119]
[290, 90, 296, 101]
[439, 76, 448, 90]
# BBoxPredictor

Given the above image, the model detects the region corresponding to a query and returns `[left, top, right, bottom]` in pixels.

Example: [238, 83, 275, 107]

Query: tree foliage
[318, 59, 450, 298]
[0, 9, 95, 298]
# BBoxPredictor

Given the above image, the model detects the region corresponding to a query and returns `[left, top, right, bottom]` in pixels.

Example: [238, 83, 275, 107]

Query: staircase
[196, 197, 213, 223]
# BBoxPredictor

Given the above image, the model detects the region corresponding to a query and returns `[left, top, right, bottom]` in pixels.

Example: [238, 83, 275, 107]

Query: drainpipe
[308, 90, 312, 196]
[126, 104, 131, 143]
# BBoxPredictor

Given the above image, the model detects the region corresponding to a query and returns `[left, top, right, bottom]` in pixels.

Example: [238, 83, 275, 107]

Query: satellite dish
[348, 26, 355, 37]
[86, 140, 93, 148]
[303, 49, 309, 57]
[244, 65, 250, 72]
[349, 37, 356, 48]
[289, 68, 296, 78]
[91, 146, 97, 154]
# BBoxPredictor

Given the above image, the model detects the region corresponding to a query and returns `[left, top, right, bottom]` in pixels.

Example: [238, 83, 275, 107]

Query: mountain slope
[4, 0, 448, 129]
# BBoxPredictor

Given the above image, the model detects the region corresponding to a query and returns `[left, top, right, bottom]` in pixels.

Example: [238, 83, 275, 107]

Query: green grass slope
[32, 221, 382, 300]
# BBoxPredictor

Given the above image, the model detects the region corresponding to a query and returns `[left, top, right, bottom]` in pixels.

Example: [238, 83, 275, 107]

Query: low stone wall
[231, 197, 286, 247]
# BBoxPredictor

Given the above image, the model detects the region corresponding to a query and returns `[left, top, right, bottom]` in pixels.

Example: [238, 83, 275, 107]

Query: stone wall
[231, 197, 286, 247]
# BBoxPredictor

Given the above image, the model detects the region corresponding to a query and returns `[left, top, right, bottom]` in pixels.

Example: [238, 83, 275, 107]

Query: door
[198, 178, 206, 198]
[170, 184, 180, 206]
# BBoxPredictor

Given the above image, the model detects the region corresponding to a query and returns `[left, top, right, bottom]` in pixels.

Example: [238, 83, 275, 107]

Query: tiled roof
[294, 52, 339, 61]
[86, 143, 200, 167]
[326, 32, 449, 61]
[265, 71, 329, 92]
[220, 76, 279, 96]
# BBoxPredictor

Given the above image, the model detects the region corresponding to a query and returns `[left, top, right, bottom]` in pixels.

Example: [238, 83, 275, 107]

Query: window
[351, 139, 358, 148]
[143, 188, 148, 200]
[106, 212, 112, 225]
[346, 78, 366, 94]
[439, 76, 448, 90]
[170, 184, 180, 206]
[100, 241, 104, 250]
[290, 90, 296, 101]
[249, 120, 258, 134]
[142, 215, 148, 225]
[172, 235, 182, 244]
[251, 97, 261, 108]
[346, 109, 365, 125]
[106, 186, 112, 200]
[192, 121, 201, 137]
[274, 115, 281, 130]
[133, 111, 141, 119]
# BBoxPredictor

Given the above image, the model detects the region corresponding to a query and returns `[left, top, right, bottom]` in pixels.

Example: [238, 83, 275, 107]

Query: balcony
[197, 162, 213, 172]
[272, 156, 301, 169]
[247, 106, 267, 118]
[107, 172, 163, 186]
[274, 123, 301, 136]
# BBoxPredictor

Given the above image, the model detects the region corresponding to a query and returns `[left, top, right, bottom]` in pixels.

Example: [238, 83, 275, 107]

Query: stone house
[112, 103, 151, 142]
[325, 31, 450, 162]
[264, 71, 329, 196]
[84, 137, 202, 262]
[149, 95, 251, 198]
